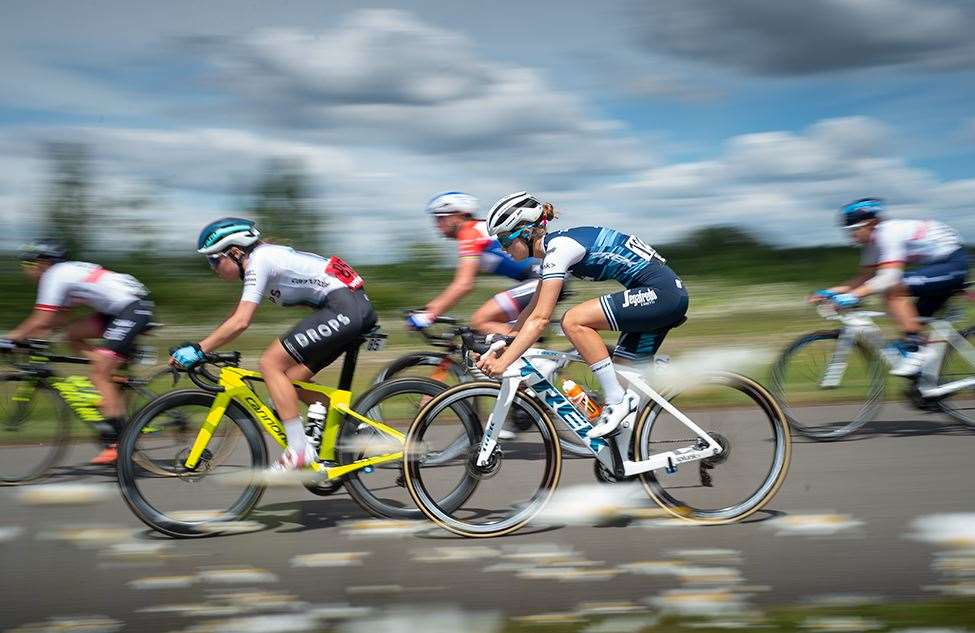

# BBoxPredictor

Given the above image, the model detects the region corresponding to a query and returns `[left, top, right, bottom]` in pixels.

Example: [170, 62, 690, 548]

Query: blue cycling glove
[406, 312, 434, 330]
[832, 293, 860, 308]
[170, 342, 204, 368]
[815, 289, 837, 299]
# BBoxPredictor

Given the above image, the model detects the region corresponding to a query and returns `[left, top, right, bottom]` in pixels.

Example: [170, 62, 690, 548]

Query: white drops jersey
[241, 244, 363, 307]
[36, 262, 148, 315]
[861, 219, 962, 267]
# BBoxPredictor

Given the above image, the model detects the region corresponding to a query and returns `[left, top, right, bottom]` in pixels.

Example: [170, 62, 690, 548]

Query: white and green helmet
[197, 217, 261, 255]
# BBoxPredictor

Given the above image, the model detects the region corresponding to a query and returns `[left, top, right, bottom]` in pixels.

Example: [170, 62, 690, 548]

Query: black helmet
[20, 238, 67, 263]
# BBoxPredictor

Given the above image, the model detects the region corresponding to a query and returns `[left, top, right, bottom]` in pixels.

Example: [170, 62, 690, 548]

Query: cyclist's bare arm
[199, 300, 259, 352]
[508, 284, 542, 335]
[811, 268, 873, 302]
[491, 279, 562, 366]
[424, 256, 479, 317]
[6, 308, 58, 341]
[846, 262, 905, 298]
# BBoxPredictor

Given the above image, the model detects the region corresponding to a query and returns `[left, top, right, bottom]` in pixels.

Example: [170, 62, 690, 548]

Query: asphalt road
[1, 401, 973, 632]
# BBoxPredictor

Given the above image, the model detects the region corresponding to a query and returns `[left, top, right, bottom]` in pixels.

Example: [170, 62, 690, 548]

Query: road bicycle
[770, 293, 975, 440]
[376, 310, 595, 457]
[0, 339, 168, 484]
[402, 332, 791, 537]
[117, 328, 478, 537]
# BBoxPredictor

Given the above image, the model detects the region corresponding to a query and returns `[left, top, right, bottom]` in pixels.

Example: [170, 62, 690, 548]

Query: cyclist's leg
[476, 280, 538, 334]
[65, 314, 107, 355]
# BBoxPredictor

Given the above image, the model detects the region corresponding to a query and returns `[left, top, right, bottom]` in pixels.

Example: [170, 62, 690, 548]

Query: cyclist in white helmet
[407, 192, 542, 335]
[476, 192, 689, 438]
[170, 217, 377, 471]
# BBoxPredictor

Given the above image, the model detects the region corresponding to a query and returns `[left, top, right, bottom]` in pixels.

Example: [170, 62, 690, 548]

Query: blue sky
[1, 0, 973, 260]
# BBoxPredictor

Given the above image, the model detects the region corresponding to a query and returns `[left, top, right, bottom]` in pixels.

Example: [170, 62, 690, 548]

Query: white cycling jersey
[861, 219, 962, 267]
[36, 262, 147, 315]
[241, 243, 364, 307]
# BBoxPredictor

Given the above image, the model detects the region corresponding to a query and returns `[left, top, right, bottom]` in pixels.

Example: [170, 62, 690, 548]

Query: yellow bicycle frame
[183, 366, 405, 479]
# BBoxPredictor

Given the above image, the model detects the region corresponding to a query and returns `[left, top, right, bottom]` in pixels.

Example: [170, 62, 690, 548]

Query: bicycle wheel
[403, 381, 562, 537]
[116, 389, 268, 538]
[0, 375, 70, 484]
[373, 352, 467, 385]
[936, 325, 975, 426]
[634, 372, 791, 523]
[338, 377, 478, 519]
[770, 330, 884, 440]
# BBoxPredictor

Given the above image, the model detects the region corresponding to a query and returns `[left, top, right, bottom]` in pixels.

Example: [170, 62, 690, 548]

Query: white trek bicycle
[770, 293, 975, 440]
[402, 331, 791, 537]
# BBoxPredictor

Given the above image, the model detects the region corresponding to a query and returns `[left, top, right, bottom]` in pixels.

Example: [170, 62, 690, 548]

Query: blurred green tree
[247, 158, 323, 251]
[42, 142, 94, 258]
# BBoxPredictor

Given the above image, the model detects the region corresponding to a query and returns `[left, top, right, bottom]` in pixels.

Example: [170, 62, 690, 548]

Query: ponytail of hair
[541, 202, 558, 223]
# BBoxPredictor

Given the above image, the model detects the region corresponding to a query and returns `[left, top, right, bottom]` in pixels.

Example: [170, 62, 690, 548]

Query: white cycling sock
[282, 416, 308, 451]
[590, 358, 625, 406]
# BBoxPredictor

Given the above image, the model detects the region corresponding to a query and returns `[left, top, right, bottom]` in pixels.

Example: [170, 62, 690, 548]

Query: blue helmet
[840, 198, 884, 228]
[20, 238, 67, 263]
[197, 217, 261, 255]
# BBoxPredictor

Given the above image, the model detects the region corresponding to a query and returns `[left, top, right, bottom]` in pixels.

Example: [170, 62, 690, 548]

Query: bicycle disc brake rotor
[466, 446, 503, 480]
[173, 447, 214, 482]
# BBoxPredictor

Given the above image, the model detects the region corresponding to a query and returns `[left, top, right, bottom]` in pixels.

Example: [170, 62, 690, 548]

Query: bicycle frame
[816, 304, 975, 398]
[182, 366, 406, 480]
[475, 348, 723, 478]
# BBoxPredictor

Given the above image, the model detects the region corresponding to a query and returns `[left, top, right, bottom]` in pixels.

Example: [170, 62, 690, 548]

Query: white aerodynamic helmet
[486, 191, 544, 236]
[426, 191, 479, 217]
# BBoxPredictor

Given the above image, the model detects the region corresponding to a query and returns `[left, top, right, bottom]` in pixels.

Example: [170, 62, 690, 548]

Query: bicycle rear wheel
[770, 330, 884, 440]
[116, 390, 268, 538]
[0, 375, 70, 484]
[403, 381, 562, 537]
[634, 372, 791, 523]
[339, 377, 478, 519]
[936, 325, 975, 426]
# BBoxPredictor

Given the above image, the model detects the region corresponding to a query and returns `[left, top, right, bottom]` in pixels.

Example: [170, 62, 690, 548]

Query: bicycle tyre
[770, 329, 884, 440]
[372, 352, 467, 385]
[0, 375, 71, 485]
[936, 325, 975, 427]
[403, 381, 562, 537]
[116, 389, 268, 538]
[634, 372, 791, 523]
[339, 377, 479, 519]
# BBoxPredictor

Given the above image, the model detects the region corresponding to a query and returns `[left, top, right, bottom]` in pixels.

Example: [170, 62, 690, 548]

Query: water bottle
[562, 380, 601, 421]
[305, 401, 327, 451]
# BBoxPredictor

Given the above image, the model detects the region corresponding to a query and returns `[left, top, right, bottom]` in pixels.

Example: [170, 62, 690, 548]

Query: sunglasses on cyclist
[207, 253, 227, 270]
[497, 225, 532, 248]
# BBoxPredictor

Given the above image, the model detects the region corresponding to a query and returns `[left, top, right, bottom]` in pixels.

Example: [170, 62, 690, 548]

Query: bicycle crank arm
[622, 444, 721, 477]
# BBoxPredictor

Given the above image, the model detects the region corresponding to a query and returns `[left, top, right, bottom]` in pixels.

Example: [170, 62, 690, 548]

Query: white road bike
[402, 332, 791, 537]
[770, 294, 975, 440]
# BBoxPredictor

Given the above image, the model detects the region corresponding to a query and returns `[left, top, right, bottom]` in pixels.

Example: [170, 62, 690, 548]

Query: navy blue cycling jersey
[541, 226, 668, 289]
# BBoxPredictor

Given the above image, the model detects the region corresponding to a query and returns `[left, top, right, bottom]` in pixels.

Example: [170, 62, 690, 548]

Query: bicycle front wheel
[634, 372, 791, 523]
[0, 375, 70, 484]
[770, 330, 884, 440]
[339, 377, 479, 519]
[403, 381, 562, 537]
[116, 390, 268, 538]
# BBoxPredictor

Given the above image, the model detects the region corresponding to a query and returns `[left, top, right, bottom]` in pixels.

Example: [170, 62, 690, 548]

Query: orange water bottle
[562, 380, 601, 421]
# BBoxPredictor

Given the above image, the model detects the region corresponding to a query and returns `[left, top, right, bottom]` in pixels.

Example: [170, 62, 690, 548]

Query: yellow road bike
[116, 331, 478, 537]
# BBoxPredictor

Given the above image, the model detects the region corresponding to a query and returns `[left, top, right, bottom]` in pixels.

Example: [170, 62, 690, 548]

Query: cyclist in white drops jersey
[2, 239, 155, 464]
[169, 218, 377, 471]
[813, 198, 969, 376]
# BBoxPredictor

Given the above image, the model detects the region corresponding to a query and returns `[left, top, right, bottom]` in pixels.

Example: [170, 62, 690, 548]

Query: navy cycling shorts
[596, 266, 689, 361]
[903, 248, 969, 317]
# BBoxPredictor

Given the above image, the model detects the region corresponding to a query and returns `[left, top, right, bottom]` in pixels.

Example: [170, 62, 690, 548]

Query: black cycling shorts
[97, 299, 155, 359]
[280, 288, 378, 374]
[903, 248, 969, 317]
[597, 266, 688, 361]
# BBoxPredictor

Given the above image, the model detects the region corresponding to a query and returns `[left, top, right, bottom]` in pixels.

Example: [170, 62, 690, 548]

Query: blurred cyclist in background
[2, 239, 155, 464]
[170, 218, 377, 472]
[812, 198, 969, 376]
[406, 192, 542, 336]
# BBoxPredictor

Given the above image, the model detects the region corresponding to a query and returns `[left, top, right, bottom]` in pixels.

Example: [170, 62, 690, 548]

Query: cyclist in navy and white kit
[170, 218, 377, 471]
[2, 239, 155, 464]
[476, 192, 689, 438]
[407, 192, 541, 335]
[813, 198, 969, 376]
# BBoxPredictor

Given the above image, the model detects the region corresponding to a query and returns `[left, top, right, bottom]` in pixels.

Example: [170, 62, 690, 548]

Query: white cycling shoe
[889, 346, 936, 377]
[587, 392, 639, 438]
[499, 426, 517, 440]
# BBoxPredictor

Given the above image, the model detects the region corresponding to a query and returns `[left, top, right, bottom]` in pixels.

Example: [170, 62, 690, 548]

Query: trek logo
[293, 313, 351, 347]
[243, 395, 286, 442]
[520, 362, 607, 452]
[621, 288, 657, 308]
